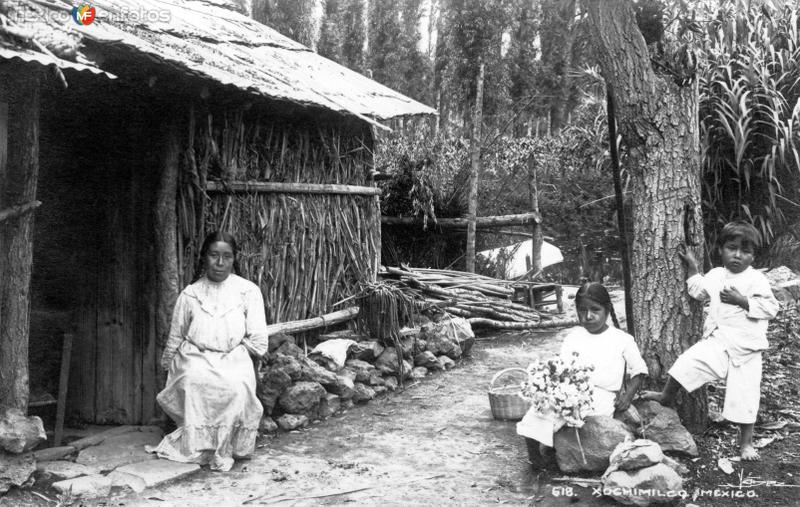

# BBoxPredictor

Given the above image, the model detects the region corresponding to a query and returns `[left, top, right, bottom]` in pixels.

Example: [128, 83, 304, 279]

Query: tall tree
[367, 0, 430, 103]
[253, 0, 320, 49]
[435, 0, 513, 134]
[318, 0, 366, 72]
[586, 1, 707, 430]
[538, 0, 580, 133]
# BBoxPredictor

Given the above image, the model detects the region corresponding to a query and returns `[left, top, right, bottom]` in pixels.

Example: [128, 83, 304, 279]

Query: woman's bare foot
[740, 444, 760, 461]
[638, 390, 664, 403]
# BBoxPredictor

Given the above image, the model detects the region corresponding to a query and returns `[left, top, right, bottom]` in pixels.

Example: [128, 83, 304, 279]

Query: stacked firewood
[380, 266, 578, 330]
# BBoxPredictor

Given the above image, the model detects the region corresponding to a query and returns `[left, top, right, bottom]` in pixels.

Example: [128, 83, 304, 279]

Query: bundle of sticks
[380, 266, 578, 330]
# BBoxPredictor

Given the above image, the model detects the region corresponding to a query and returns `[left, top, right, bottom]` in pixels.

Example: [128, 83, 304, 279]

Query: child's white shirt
[687, 266, 778, 365]
[560, 326, 648, 394]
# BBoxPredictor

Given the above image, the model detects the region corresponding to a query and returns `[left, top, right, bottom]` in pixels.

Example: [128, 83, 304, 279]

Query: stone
[319, 394, 341, 418]
[661, 455, 689, 475]
[37, 460, 97, 479]
[278, 381, 326, 415]
[554, 416, 634, 473]
[410, 366, 428, 380]
[257, 367, 293, 414]
[268, 333, 294, 353]
[270, 354, 303, 381]
[0, 408, 46, 453]
[340, 399, 354, 411]
[609, 439, 664, 471]
[634, 401, 698, 456]
[421, 316, 473, 359]
[259, 416, 278, 433]
[52, 474, 112, 498]
[383, 376, 399, 391]
[76, 431, 161, 472]
[276, 414, 309, 431]
[0, 452, 35, 494]
[327, 375, 355, 400]
[414, 351, 441, 370]
[300, 358, 338, 386]
[345, 359, 376, 383]
[115, 460, 201, 487]
[602, 463, 683, 506]
[338, 367, 358, 382]
[765, 266, 799, 285]
[373, 385, 388, 396]
[367, 372, 385, 386]
[399, 336, 415, 359]
[33, 445, 77, 462]
[107, 470, 147, 493]
[375, 347, 403, 375]
[350, 340, 384, 362]
[425, 333, 462, 359]
[437, 355, 456, 371]
[352, 383, 376, 403]
[68, 425, 140, 451]
[275, 340, 304, 359]
[309, 339, 357, 370]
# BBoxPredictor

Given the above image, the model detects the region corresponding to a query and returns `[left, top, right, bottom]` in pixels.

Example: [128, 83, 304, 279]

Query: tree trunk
[586, 1, 707, 431]
[0, 72, 40, 412]
[465, 62, 484, 273]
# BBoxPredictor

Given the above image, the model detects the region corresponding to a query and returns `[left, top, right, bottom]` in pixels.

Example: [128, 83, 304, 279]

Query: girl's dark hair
[575, 282, 620, 329]
[194, 230, 240, 280]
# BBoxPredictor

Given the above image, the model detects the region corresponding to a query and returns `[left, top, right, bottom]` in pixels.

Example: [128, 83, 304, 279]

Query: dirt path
[109, 329, 604, 507]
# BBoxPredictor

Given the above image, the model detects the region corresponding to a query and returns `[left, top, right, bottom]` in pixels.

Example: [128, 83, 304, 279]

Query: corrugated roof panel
[0, 46, 116, 79]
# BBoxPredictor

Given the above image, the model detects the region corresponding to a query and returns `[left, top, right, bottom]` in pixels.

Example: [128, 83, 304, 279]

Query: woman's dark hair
[575, 282, 620, 329]
[718, 221, 761, 249]
[194, 230, 240, 280]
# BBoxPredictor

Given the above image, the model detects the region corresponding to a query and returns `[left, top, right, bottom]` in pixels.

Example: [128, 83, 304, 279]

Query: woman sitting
[147, 231, 269, 472]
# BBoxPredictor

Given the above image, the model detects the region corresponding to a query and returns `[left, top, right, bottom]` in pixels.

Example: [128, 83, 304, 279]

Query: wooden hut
[0, 0, 434, 424]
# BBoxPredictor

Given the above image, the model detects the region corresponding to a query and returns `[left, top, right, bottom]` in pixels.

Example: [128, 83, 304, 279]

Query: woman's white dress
[147, 274, 269, 471]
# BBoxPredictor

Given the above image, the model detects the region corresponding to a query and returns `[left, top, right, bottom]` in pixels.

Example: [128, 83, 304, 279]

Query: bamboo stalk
[381, 212, 542, 229]
[265, 307, 359, 335]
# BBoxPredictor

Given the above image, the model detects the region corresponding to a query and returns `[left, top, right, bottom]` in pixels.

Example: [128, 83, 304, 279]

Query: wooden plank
[206, 181, 382, 196]
[54, 333, 72, 446]
[0, 200, 41, 222]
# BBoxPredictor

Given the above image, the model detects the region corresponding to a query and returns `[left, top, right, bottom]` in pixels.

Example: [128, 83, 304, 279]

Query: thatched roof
[0, 0, 436, 121]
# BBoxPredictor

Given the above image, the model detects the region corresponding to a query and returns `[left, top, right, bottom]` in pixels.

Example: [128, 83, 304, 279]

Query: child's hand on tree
[720, 286, 749, 310]
[677, 245, 699, 276]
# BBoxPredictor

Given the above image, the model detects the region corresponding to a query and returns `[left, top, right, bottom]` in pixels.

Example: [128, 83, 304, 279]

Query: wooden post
[527, 156, 543, 278]
[466, 62, 485, 273]
[607, 89, 634, 334]
[0, 71, 40, 412]
[155, 122, 180, 378]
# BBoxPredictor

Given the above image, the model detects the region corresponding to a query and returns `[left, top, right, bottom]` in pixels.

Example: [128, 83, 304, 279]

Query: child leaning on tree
[642, 221, 779, 461]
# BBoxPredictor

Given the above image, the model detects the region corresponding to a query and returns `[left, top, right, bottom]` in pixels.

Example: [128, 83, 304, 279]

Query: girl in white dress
[148, 231, 269, 472]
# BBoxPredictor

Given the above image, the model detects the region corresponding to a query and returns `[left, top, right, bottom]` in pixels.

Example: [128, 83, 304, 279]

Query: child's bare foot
[638, 390, 664, 403]
[740, 444, 760, 461]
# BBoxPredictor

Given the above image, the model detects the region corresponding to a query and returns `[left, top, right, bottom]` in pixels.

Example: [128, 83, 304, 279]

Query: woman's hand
[614, 392, 633, 412]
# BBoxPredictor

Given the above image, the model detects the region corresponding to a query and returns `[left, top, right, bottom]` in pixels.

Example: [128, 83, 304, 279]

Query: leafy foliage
[698, 1, 800, 250]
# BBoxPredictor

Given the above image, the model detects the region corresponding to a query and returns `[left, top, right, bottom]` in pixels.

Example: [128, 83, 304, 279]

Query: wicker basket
[488, 367, 532, 421]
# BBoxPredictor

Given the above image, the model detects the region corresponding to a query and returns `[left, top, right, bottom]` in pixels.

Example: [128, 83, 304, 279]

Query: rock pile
[548, 402, 697, 505]
[257, 315, 474, 431]
[765, 266, 800, 304]
[0, 408, 46, 493]
[601, 439, 685, 506]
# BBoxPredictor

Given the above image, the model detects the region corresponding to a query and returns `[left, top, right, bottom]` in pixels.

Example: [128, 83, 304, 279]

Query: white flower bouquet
[520, 353, 594, 428]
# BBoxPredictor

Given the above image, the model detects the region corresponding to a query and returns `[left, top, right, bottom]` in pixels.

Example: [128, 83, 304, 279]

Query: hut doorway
[30, 77, 161, 424]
